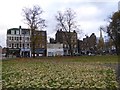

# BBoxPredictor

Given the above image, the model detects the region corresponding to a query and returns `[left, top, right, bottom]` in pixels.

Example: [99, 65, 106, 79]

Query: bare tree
[55, 8, 81, 56]
[22, 5, 46, 58]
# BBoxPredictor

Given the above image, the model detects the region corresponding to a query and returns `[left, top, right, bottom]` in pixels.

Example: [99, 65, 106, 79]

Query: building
[77, 40, 83, 54]
[55, 29, 78, 55]
[49, 38, 56, 44]
[33, 30, 47, 56]
[7, 26, 47, 57]
[47, 43, 64, 56]
[7, 26, 31, 57]
[77, 33, 97, 55]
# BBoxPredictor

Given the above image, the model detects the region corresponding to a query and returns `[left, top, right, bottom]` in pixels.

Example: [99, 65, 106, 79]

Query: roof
[7, 27, 30, 34]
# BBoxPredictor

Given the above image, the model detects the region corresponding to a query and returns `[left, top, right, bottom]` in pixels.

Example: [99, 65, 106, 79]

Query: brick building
[55, 29, 78, 55]
[78, 33, 97, 55]
[33, 30, 47, 56]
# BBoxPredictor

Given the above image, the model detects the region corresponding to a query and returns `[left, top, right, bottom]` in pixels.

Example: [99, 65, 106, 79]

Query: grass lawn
[2, 55, 119, 89]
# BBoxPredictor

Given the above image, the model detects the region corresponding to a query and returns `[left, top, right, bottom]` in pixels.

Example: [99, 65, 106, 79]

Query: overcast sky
[0, 0, 119, 47]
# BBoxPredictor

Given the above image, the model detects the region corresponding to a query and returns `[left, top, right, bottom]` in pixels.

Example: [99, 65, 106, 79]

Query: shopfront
[8, 48, 20, 57]
[20, 48, 31, 57]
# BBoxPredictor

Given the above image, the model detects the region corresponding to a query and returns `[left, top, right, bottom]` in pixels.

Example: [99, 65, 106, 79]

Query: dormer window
[16, 30, 19, 35]
[11, 30, 14, 34]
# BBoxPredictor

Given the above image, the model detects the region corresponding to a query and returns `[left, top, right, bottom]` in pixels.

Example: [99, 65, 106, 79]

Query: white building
[47, 43, 64, 56]
[7, 26, 31, 57]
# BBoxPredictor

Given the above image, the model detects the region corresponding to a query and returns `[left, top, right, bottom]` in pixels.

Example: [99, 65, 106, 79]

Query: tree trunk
[31, 29, 35, 58]
[69, 44, 73, 56]
[32, 41, 35, 58]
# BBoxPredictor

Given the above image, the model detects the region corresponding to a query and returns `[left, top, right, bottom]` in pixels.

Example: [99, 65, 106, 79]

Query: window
[9, 44, 11, 48]
[74, 35, 76, 38]
[12, 37, 14, 40]
[42, 45, 44, 48]
[72, 39, 75, 42]
[42, 32, 45, 36]
[25, 31, 29, 35]
[64, 50, 67, 53]
[14, 37, 16, 40]
[74, 45, 77, 48]
[23, 44, 25, 48]
[16, 30, 19, 35]
[17, 37, 19, 41]
[20, 37, 22, 40]
[75, 50, 78, 53]
[20, 43, 21, 48]
[27, 37, 29, 41]
[16, 43, 19, 48]
[22, 31, 26, 35]
[27, 44, 29, 48]
[22, 37, 24, 41]
[39, 44, 41, 47]
[11, 30, 14, 34]
[9, 37, 11, 40]
[58, 47, 61, 49]
[64, 44, 66, 48]
[14, 44, 16, 48]
[12, 43, 14, 48]
[14, 30, 16, 34]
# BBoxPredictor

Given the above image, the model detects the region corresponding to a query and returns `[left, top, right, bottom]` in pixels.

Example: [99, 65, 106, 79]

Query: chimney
[19, 26, 22, 35]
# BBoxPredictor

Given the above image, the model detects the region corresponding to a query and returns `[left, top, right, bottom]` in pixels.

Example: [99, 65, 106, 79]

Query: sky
[0, 0, 119, 47]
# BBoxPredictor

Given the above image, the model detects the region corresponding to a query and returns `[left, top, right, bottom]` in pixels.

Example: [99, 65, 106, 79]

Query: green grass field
[2, 55, 119, 89]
